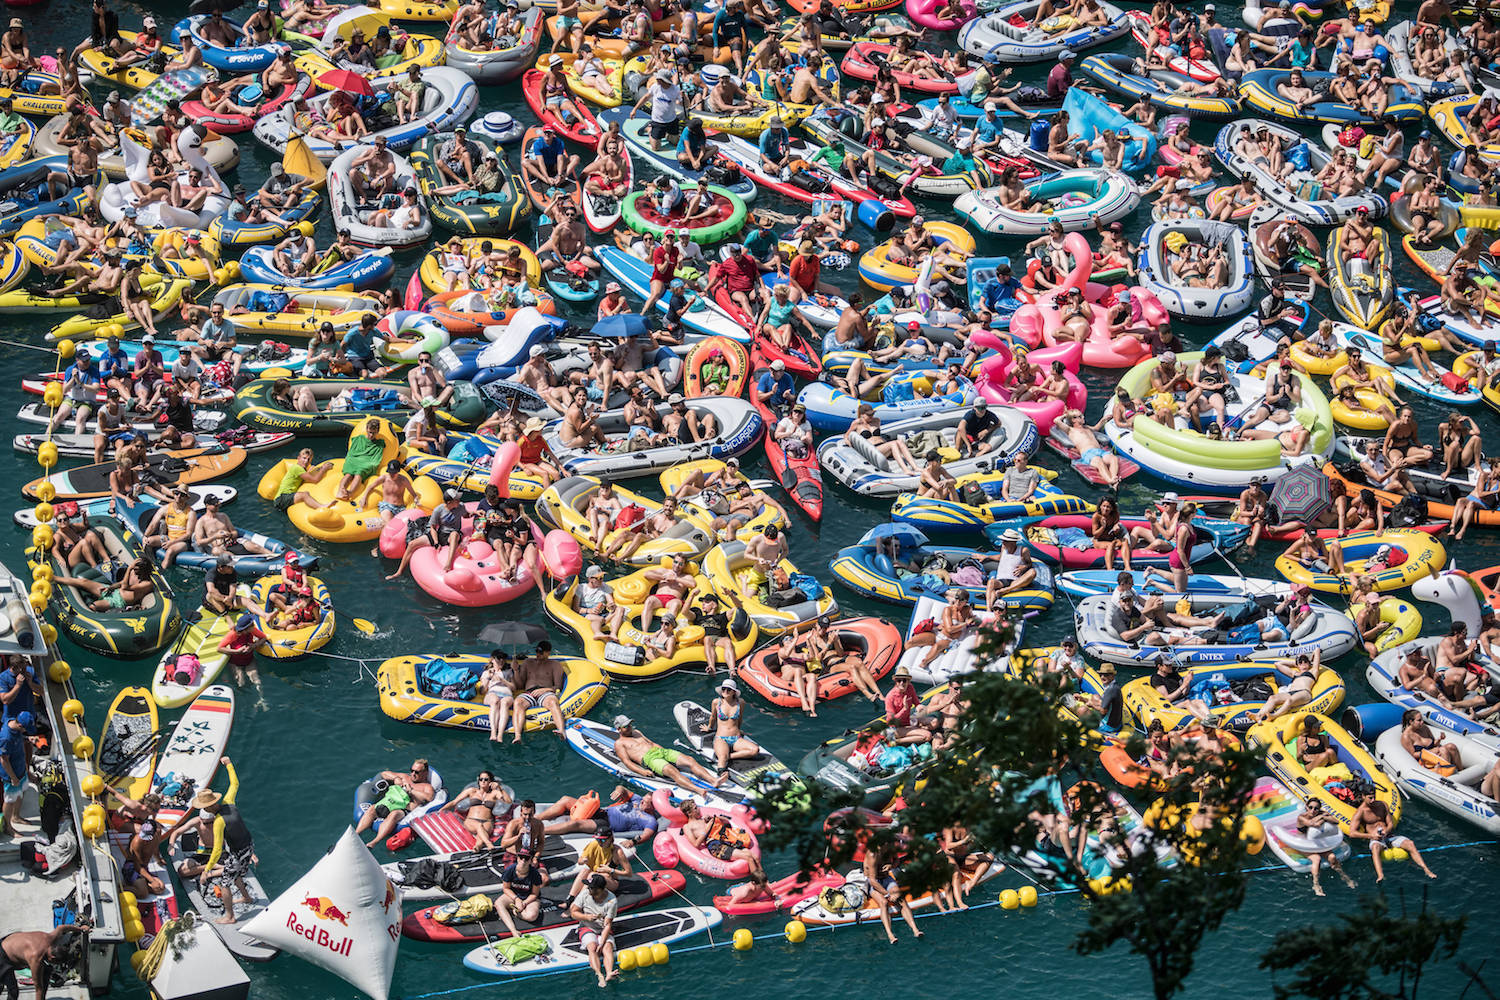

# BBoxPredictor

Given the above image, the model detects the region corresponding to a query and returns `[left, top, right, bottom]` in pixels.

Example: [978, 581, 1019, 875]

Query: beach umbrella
[858, 522, 930, 548]
[318, 69, 375, 97]
[1270, 465, 1331, 523]
[591, 313, 649, 339]
[478, 620, 549, 651]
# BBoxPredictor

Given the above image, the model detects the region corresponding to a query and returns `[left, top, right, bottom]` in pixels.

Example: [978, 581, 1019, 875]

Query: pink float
[649, 788, 763, 880]
[905, 0, 977, 30]
[541, 529, 582, 580]
[488, 441, 520, 494]
[969, 332, 1086, 435]
[1007, 232, 1166, 369]
[378, 505, 538, 607]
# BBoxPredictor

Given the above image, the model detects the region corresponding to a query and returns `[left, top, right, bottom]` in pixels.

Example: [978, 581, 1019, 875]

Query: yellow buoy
[120, 891, 138, 910]
[30, 580, 52, 602]
[1018, 885, 1038, 907]
[34, 482, 55, 503]
[81, 812, 104, 839]
[41, 623, 56, 644]
[650, 943, 668, 965]
[32, 524, 54, 550]
[632, 945, 654, 968]
[1000, 889, 1020, 910]
[55, 338, 75, 360]
[122, 920, 144, 944]
[48, 659, 70, 682]
[81, 773, 103, 797]
[29, 593, 46, 614]
[1382, 846, 1409, 862]
[71, 735, 94, 760]
[37, 441, 58, 470]
[617, 948, 637, 972]
[129, 951, 146, 974]
[783, 920, 806, 943]
[83, 803, 105, 826]
[733, 929, 753, 951]
[42, 382, 64, 410]
[61, 699, 84, 722]
[31, 561, 52, 582]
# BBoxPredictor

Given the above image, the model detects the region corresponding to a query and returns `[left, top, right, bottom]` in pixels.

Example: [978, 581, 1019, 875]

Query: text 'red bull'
[286, 910, 355, 957]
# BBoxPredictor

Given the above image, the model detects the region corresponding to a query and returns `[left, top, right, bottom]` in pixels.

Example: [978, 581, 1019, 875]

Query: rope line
[394, 839, 1498, 998]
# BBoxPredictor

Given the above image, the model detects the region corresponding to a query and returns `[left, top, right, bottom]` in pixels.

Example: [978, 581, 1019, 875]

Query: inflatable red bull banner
[243, 828, 403, 1000]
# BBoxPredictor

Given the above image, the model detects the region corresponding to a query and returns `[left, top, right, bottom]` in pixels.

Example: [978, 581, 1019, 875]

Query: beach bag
[1418, 749, 1457, 776]
[961, 480, 988, 507]
[1227, 622, 1262, 645]
[604, 641, 646, 666]
[1388, 494, 1428, 529]
[951, 565, 984, 587]
[877, 745, 915, 770]
[1440, 371, 1471, 393]
[434, 894, 495, 925]
[616, 504, 644, 529]
[489, 934, 550, 966]
[249, 290, 291, 313]
[789, 572, 822, 601]
[162, 653, 202, 687]
[401, 858, 464, 893]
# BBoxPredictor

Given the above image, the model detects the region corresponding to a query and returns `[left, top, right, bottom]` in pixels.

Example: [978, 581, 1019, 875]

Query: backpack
[433, 894, 495, 925]
[487, 934, 550, 966]
[788, 572, 822, 601]
[399, 858, 464, 894]
[616, 504, 644, 529]
[1388, 493, 1428, 528]
[163, 653, 202, 687]
[961, 481, 988, 508]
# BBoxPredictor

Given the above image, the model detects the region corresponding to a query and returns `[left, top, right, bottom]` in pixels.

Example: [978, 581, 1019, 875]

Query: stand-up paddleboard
[563, 718, 749, 810]
[130, 66, 215, 126]
[15, 399, 229, 433]
[461, 906, 722, 975]
[790, 860, 1004, 925]
[404, 869, 685, 943]
[165, 831, 278, 961]
[15, 429, 292, 458]
[1246, 774, 1351, 874]
[384, 834, 638, 903]
[151, 608, 235, 709]
[11, 485, 238, 527]
[98, 686, 159, 809]
[672, 700, 803, 794]
[153, 685, 235, 825]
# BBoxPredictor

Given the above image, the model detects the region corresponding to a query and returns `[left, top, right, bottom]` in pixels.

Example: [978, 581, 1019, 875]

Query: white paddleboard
[461, 905, 722, 975]
[153, 685, 235, 826]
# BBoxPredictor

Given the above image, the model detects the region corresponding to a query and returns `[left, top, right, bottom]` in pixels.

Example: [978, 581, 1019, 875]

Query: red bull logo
[301, 895, 351, 926]
[286, 910, 354, 958]
[382, 880, 398, 912]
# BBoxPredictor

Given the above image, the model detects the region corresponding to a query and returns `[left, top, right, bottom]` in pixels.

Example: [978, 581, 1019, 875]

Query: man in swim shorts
[612, 715, 725, 791]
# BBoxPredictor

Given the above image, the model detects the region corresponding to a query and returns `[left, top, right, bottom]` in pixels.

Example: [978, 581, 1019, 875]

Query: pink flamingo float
[1007, 232, 1168, 369]
[969, 330, 1086, 435]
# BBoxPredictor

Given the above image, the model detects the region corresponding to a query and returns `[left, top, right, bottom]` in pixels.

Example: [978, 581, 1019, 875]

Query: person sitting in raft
[691, 677, 760, 777]
[354, 758, 438, 848]
[1113, 592, 1226, 647]
[1349, 786, 1438, 882]
[1249, 651, 1325, 724]
[1147, 654, 1214, 723]
[1292, 713, 1340, 770]
[332, 418, 390, 502]
[52, 557, 156, 613]
[916, 450, 959, 502]
[1281, 525, 1346, 579]
[907, 587, 986, 671]
[142, 489, 197, 569]
[1239, 406, 1315, 457]
[613, 715, 726, 791]
[1441, 259, 1500, 329]
[1400, 708, 1466, 773]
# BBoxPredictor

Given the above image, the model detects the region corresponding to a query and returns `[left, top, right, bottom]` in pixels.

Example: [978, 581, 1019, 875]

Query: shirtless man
[353, 758, 437, 847]
[191, 495, 270, 562]
[640, 553, 697, 631]
[500, 798, 546, 857]
[612, 715, 724, 791]
[537, 199, 601, 280]
[512, 641, 568, 740]
[514, 346, 573, 414]
[350, 135, 397, 201]
[0, 922, 93, 1000]
[1348, 789, 1436, 882]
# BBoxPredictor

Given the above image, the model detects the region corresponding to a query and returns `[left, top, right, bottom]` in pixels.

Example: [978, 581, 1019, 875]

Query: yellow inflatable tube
[544, 577, 759, 681]
[1371, 596, 1422, 653]
[1142, 798, 1266, 864]
[1122, 663, 1344, 732]
[1275, 528, 1446, 593]
[1248, 711, 1400, 833]
[256, 419, 444, 542]
[250, 573, 336, 659]
[1119, 356, 1334, 469]
[858, 221, 975, 293]
[700, 540, 838, 637]
[376, 653, 608, 732]
[1330, 388, 1393, 430]
[418, 238, 542, 295]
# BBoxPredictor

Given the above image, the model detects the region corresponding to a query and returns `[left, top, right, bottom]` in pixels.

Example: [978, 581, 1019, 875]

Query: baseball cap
[973, 397, 987, 408]
[586, 565, 604, 578]
[769, 359, 785, 371]
[107, 90, 121, 103]
[529, 344, 546, 357]
[444, 488, 462, 501]
[667, 392, 684, 404]
[15, 711, 34, 732]
[1059, 48, 1076, 60]
[613, 714, 632, 729]
[907, 320, 921, 331]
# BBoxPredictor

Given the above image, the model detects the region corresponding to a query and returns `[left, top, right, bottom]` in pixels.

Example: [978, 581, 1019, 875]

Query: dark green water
[5, 2, 1499, 998]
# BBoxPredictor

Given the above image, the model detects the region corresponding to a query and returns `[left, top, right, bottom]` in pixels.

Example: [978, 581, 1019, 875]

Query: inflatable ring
[621, 184, 747, 245]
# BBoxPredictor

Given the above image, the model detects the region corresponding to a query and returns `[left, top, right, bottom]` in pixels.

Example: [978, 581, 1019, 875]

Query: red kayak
[702, 130, 917, 218]
[401, 868, 686, 943]
[751, 381, 824, 521]
[711, 285, 819, 377]
[521, 69, 603, 148]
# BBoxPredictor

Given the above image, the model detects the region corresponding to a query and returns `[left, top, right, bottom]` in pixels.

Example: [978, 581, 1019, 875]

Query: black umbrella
[478, 621, 550, 652]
